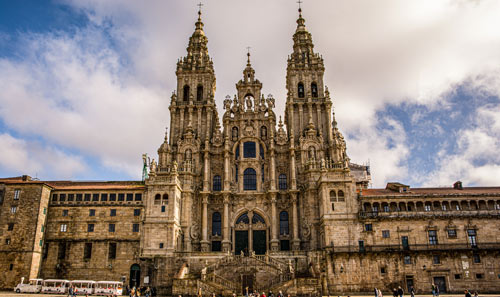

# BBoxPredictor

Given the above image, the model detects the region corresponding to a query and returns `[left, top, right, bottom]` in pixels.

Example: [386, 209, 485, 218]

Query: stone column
[203, 143, 210, 191]
[290, 148, 297, 190]
[292, 193, 300, 250]
[270, 194, 279, 251]
[200, 194, 209, 251]
[222, 194, 231, 252]
[248, 211, 253, 254]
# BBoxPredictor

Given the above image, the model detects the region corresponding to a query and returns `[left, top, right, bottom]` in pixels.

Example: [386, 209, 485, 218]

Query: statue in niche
[308, 146, 316, 160]
[245, 95, 253, 111]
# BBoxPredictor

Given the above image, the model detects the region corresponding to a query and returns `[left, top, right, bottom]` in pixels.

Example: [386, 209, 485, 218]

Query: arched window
[298, 82, 305, 98]
[243, 168, 257, 190]
[236, 213, 249, 224]
[261, 126, 267, 140]
[280, 211, 289, 235]
[183, 85, 190, 101]
[259, 144, 264, 159]
[232, 127, 238, 141]
[154, 194, 161, 205]
[162, 194, 168, 205]
[196, 85, 203, 101]
[184, 149, 192, 161]
[235, 146, 240, 160]
[235, 164, 238, 181]
[279, 174, 287, 190]
[311, 82, 318, 98]
[261, 164, 265, 182]
[330, 190, 336, 202]
[338, 190, 345, 202]
[252, 213, 265, 224]
[243, 142, 256, 158]
[212, 212, 221, 236]
[213, 175, 222, 191]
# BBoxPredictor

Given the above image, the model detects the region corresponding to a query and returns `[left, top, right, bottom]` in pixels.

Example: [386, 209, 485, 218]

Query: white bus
[94, 281, 123, 296]
[41, 279, 69, 294]
[70, 280, 95, 295]
[14, 278, 43, 293]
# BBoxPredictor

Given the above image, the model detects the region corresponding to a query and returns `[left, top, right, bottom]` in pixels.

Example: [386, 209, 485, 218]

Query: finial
[297, 0, 303, 16]
[246, 46, 251, 66]
[197, 2, 204, 16]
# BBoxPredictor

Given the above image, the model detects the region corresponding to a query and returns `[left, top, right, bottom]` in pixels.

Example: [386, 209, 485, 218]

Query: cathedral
[1, 7, 499, 297]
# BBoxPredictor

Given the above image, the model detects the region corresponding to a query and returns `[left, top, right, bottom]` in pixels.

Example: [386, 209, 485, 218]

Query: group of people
[374, 286, 409, 297]
[190, 289, 289, 297]
[127, 286, 155, 297]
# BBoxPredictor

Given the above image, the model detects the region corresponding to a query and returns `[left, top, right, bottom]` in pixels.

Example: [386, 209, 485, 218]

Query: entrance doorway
[252, 230, 266, 255]
[235, 231, 248, 255]
[242, 274, 254, 295]
[433, 276, 447, 293]
[405, 276, 414, 292]
[130, 264, 141, 288]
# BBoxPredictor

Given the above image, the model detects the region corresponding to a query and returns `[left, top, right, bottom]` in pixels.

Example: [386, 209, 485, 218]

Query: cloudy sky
[1, 0, 500, 188]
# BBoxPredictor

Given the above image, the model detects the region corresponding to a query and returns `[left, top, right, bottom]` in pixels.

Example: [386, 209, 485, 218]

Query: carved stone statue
[245, 95, 253, 111]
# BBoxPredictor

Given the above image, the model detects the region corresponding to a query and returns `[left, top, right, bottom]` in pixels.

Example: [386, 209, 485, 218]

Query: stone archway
[233, 211, 267, 255]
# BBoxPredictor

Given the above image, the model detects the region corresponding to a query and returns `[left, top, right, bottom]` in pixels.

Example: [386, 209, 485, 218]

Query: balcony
[358, 209, 500, 220]
[328, 242, 500, 254]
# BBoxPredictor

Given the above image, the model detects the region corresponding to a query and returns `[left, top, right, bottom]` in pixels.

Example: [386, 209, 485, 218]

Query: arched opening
[213, 175, 222, 191]
[261, 126, 267, 140]
[162, 194, 168, 205]
[234, 212, 267, 255]
[308, 146, 316, 159]
[196, 85, 203, 101]
[129, 264, 141, 288]
[154, 194, 161, 205]
[279, 174, 287, 190]
[337, 190, 345, 202]
[183, 85, 190, 101]
[243, 168, 257, 190]
[232, 127, 239, 141]
[298, 82, 305, 98]
[184, 149, 192, 161]
[311, 82, 318, 98]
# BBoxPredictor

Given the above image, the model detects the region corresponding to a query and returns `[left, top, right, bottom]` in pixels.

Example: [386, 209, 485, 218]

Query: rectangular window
[454, 274, 462, 280]
[442, 204, 447, 211]
[84, 194, 91, 201]
[7, 223, 14, 231]
[383, 205, 390, 212]
[101, 193, 108, 201]
[89, 209, 96, 216]
[62, 209, 68, 217]
[132, 224, 139, 232]
[468, 229, 477, 247]
[87, 224, 94, 232]
[92, 193, 99, 201]
[428, 230, 438, 245]
[473, 253, 481, 263]
[108, 242, 116, 259]
[13, 189, 20, 200]
[118, 193, 125, 201]
[5, 238, 11, 245]
[447, 229, 457, 238]
[424, 205, 431, 211]
[68, 194, 74, 201]
[84, 242, 92, 260]
[10, 264, 14, 270]
[52, 194, 58, 202]
[60, 194, 66, 202]
[382, 230, 390, 238]
[110, 209, 116, 216]
[109, 193, 116, 201]
[76, 194, 83, 201]
[135, 193, 142, 201]
[60, 224, 67, 232]
[159, 243, 164, 249]
[126, 193, 133, 201]
[365, 224, 373, 232]
[243, 142, 256, 158]
[43, 207, 46, 214]
[42, 242, 49, 259]
[161, 205, 166, 213]
[134, 209, 141, 216]
[404, 255, 411, 264]
[39, 239, 43, 247]
[10, 206, 17, 214]
[41, 225, 44, 232]
[476, 273, 483, 279]
[380, 267, 386, 274]
[433, 255, 440, 264]
[58, 242, 66, 260]
[109, 224, 115, 233]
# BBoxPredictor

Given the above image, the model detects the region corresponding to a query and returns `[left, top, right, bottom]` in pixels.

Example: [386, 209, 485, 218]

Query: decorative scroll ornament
[301, 218, 311, 240]
[190, 224, 200, 240]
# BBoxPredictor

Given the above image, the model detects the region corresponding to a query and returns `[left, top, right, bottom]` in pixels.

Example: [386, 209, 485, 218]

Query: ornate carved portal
[233, 211, 267, 255]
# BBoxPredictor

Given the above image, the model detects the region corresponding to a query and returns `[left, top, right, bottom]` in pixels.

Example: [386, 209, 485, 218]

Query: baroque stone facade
[1, 8, 500, 297]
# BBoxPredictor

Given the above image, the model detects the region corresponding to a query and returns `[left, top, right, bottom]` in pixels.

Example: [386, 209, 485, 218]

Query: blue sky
[1, 0, 500, 187]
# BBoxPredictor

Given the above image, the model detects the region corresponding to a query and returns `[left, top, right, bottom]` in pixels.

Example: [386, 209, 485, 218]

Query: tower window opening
[183, 85, 190, 101]
[243, 168, 257, 190]
[213, 175, 222, 192]
[197, 85, 203, 101]
[243, 142, 256, 158]
[338, 190, 345, 202]
[311, 82, 318, 98]
[279, 174, 287, 190]
[330, 190, 336, 202]
[212, 212, 221, 236]
[154, 194, 161, 205]
[280, 211, 289, 235]
[298, 82, 305, 98]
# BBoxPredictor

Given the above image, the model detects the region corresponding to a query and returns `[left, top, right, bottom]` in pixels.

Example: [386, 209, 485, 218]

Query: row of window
[45, 242, 118, 261]
[52, 193, 142, 203]
[400, 253, 481, 266]
[210, 211, 290, 236]
[364, 200, 500, 213]
[59, 208, 141, 217]
[213, 170, 288, 191]
[297, 82, 319, 98]
[231, 127, 268, 142]
[59, 223, 140, 233]
[182, 85, 204, 102]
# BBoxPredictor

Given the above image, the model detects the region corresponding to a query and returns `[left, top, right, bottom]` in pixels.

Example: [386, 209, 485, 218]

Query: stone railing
[327, 242, 500, 253]
[204, 273, 239, 292]
[359, 209, 500, 220]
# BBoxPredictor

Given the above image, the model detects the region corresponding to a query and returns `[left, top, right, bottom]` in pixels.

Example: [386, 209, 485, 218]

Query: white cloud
[1, 0, 500, 185]
[0, 133, 87, 179]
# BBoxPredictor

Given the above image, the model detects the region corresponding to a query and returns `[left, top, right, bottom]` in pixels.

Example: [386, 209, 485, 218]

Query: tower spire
[246, 46, 251, 66]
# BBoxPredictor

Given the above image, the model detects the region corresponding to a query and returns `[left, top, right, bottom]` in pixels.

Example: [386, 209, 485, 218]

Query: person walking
[465, 290, 472, 297]
[378, 288, 384, 297]
[374, 288, 379, 297]
[431, 283, 436, 297]
[397, 286, 404, 297]
[392, 288, 398, 297]
[410, 286, 415, 297]
[68, 285, 74, 297]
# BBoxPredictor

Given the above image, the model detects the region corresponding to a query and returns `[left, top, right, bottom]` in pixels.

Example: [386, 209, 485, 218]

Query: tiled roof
[0, 177, 144, 190]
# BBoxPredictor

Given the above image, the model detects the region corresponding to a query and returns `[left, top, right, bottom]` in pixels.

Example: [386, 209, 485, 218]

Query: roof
[361, 187, 500, 197]
[0, 177, 145, 190]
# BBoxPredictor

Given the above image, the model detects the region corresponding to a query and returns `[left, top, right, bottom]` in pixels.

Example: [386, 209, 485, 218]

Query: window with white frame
[60, 224, 67, 232]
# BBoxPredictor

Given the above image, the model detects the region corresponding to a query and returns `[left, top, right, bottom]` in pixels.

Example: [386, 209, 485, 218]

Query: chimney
[453, 181, 463, 190]
[21, 175, 31, 182]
